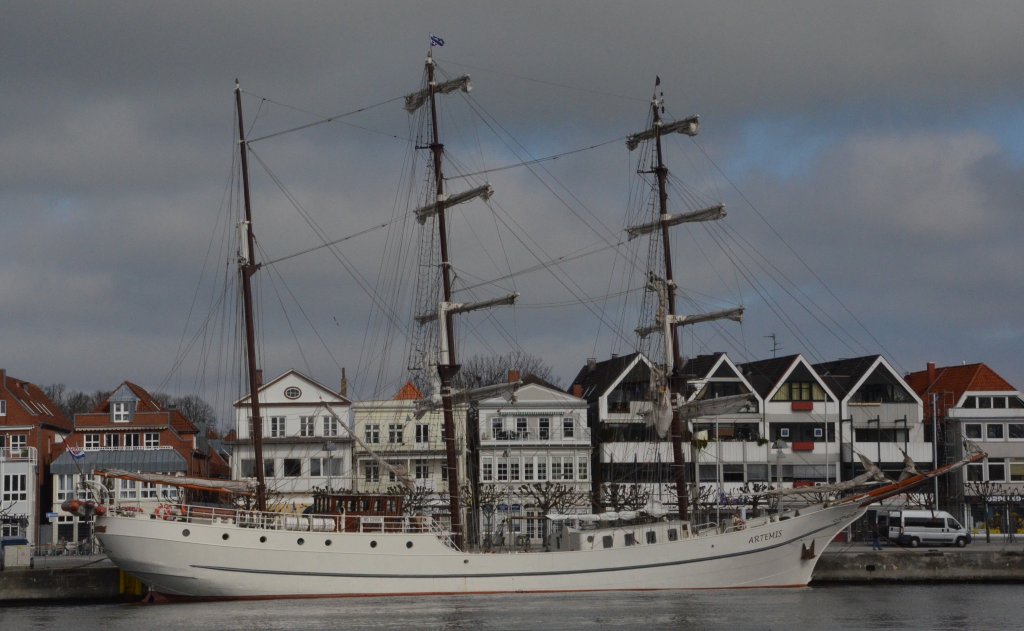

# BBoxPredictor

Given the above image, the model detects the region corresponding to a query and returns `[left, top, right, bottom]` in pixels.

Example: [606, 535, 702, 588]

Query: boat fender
[734, 519, 746, 531]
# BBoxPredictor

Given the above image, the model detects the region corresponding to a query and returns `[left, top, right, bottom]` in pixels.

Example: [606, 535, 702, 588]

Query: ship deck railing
[124, 502, 448, 537]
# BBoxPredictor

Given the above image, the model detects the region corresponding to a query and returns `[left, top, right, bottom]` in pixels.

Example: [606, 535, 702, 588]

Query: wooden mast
[234, 81, 268, 512]
[425, 51, 465, 549]
[650, 92, 690, 522]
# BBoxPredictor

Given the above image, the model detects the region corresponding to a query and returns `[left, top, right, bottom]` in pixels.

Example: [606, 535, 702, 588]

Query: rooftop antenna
[765, 333, 781, 358]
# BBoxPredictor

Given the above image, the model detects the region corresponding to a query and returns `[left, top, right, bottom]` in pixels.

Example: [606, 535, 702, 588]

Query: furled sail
[626, 115, 700, 150]
[95, 469, 255, 496]
[404, 74, 472, 113]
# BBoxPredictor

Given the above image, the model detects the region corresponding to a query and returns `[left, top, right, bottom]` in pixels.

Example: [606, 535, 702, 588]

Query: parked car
[886, 509, 972, 547]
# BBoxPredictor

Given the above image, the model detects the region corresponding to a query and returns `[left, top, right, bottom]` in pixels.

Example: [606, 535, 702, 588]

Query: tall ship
[86, 49, 982, 598]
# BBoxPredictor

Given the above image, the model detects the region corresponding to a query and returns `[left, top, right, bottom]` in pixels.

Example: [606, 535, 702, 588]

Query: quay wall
[0, 567, 143, 603]
[813, 549, 1024, 583]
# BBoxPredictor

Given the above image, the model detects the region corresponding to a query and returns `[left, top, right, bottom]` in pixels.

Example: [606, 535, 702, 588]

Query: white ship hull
[96, 502, 864, 598]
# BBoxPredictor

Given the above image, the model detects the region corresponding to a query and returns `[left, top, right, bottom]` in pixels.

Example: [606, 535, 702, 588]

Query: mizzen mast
[234, 81, 268, 511]
[626, 80, 741, 521]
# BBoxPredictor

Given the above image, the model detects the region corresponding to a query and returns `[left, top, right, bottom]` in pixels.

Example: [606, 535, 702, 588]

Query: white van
[886, 510, 972, 547]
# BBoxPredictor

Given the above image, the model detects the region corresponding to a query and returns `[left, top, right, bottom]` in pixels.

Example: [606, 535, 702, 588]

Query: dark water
[0, 585, 1012, 630]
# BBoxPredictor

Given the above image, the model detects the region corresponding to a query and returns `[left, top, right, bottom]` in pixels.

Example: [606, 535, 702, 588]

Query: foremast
[626, 82, 741, 521]
[234, 81, 268, 511]
[406, 51, 516, 549]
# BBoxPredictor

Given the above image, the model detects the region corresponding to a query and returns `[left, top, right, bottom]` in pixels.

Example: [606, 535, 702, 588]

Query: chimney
[572, 383, 583, 398]
[340, 367, 348, 397]
[586, 358, 597, 372]
[256, 369, 263, 387]
[927, 362, 936, 386]
[507, 370, 521, 384]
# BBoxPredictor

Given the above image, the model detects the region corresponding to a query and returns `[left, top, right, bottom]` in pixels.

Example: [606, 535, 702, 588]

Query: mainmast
[405, 51, 516, 550]
[626, 81, 740, 522]
[234, 81, 268, 511]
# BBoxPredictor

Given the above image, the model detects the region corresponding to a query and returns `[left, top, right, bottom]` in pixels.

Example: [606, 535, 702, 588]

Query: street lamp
[772, 439, 788, 517]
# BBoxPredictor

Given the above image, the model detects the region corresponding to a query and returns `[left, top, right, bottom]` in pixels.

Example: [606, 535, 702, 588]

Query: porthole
[297, 538, 305, 545]
[325, 539, 332, 546]
[370, 540, 378, 548]
[182, 529, 190, 537]
[284, 386, 302, 399]
[222, 533, 230, 540]
[259, 536, 267, 543]
[406, 541, 413, 549]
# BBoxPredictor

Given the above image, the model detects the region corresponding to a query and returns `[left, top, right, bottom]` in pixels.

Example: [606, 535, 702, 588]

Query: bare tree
[462, 483, 504, 549]
[596, 483, 651, 513]
[966, 480, 1007, 543]
[518, 481, 589, 550]
[454, 351, 561, 389]
[386, 484, 436, 516]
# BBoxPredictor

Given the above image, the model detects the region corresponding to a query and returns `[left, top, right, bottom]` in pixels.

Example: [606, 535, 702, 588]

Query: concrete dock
[813, 539, 1024, 583]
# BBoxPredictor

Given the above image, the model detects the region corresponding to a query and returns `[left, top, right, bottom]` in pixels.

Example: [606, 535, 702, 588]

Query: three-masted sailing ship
[89, 52, 983, 598]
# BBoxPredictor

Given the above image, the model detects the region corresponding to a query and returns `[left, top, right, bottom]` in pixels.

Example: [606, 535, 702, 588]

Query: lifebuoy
[734, 518, 746, 531]
[154, 504, 173, 520]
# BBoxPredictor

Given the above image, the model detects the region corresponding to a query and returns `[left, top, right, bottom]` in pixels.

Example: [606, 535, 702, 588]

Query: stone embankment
[813, 541, 1024, 583]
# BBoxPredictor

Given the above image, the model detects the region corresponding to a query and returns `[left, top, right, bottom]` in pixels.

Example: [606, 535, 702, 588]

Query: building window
[966, 463, 983, 482]
[56, 474, 75, 501]
[578, 457, 589, 480]
[124, 433, 140, 447]
[119, 479, 138, 500]
[284, 387, 302, 400]
[241, 459, 256, 478]
[10, 435, 27, 452]
[510, 459, 520, 481]
[364, 462, 380, 483]
[300, 416, 316, 437]
[537, 460, 547, 481]
[539, 418, 550, 440]
[497, 460, 508, 482]
[388, 424, 404, 444]
[0, 399, 5, 416]
[1009, 424, 1024, 440]
[1010, 459, 1024, 483]
[517, 418, 529, 439]
[414, 460, 429, 480]
[2, 474, 28, 502]
[563, 417, 574, 439]
[270, 417, 286, 438]
[987, 424, 1004, 440]
[964, 424, 982, 439]
[84, 434, 101, 450]
[771, 381, 826, 402]
[264, 460, 276, 478]
[551, 458, 563, 480]
[144, 433, 159, 448]
[283, 459, 302, 477]
[311, 458, 342, 477]
[365, 424, 380, 444]
[779, 427, 790, 439]
[524, 460, 534, 481]
[106, 434, 120, 448]
[112, 401, 131, 422]
[141, 483, 159, 499]
[323, 416, 340, 437]
[988, 459, 1006, 482]
[491, 418, 503, 440]
[415, 424, 429, 444]
[482, 459, 493, 482]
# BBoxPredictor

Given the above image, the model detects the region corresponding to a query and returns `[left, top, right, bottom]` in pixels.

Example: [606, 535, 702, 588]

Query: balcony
[481, 427, 591, 446]
[0, 446, 37, 465]
[850, 441, 934, 464]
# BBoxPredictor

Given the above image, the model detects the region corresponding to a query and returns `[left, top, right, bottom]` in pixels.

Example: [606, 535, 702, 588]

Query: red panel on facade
[792, 441, 815, 452]
[791, 401, 813, 412]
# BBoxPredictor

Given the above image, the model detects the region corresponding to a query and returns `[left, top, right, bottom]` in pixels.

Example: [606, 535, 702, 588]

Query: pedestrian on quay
[871, 522, 883, 550]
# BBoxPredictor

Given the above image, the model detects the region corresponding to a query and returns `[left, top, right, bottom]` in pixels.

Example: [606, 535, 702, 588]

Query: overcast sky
[3, 1, 1022, 418]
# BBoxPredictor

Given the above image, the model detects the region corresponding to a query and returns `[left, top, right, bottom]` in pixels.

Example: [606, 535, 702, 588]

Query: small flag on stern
[68, 445, 86, 461]
[430, 33, 445, 47]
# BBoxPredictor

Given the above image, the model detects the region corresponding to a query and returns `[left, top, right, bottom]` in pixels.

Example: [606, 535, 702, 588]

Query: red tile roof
[0, 369, 72, 432]
[905, 362, 1016, 420]
[394, 381, 423, 401]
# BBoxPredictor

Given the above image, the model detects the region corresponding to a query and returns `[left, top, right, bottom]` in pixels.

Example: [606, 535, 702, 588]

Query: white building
[476, 375, 590, 547]
[233, 370, 353, 511]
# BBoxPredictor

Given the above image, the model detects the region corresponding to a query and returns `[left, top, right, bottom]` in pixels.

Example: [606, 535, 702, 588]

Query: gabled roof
[740, 354, 837, 401]
[76, 381, 198, 435]
[680, 353, 727, 381]
[905, 363, 1017, 419]
[813, 356, 879, 399]
[394, 381, 423, 401]
[569, 352, 648, 402]
[234, 369, 351, 406]
[0, 369, 72, 432]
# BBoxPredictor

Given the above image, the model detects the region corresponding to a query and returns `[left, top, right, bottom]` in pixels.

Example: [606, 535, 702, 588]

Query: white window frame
[562, 417, 574, 439]
[323, 416, 340, 437]
[124, 433, 140, 448]
[415, 424, 429, 444]
[388, 424, 404, 444]
[0, 399, 6, 416]
[84, 434, 101, 450]
[144, 432, 160, 448]
[270, 416, 286, 438]
[2, 473, 28, 502]
[365, 424, 380, 444]
[112, 401, 130, 423]
[300, 416, 316, 437]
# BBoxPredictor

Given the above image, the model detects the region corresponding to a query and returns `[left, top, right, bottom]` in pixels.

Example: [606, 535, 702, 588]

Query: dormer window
[284, 387, 302, 400]
[112, 401, 132, 423]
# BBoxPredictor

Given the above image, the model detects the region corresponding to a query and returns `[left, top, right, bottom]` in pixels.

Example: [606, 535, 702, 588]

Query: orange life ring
[154, 504, 173, 520]
[734, 518, 746, 531]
